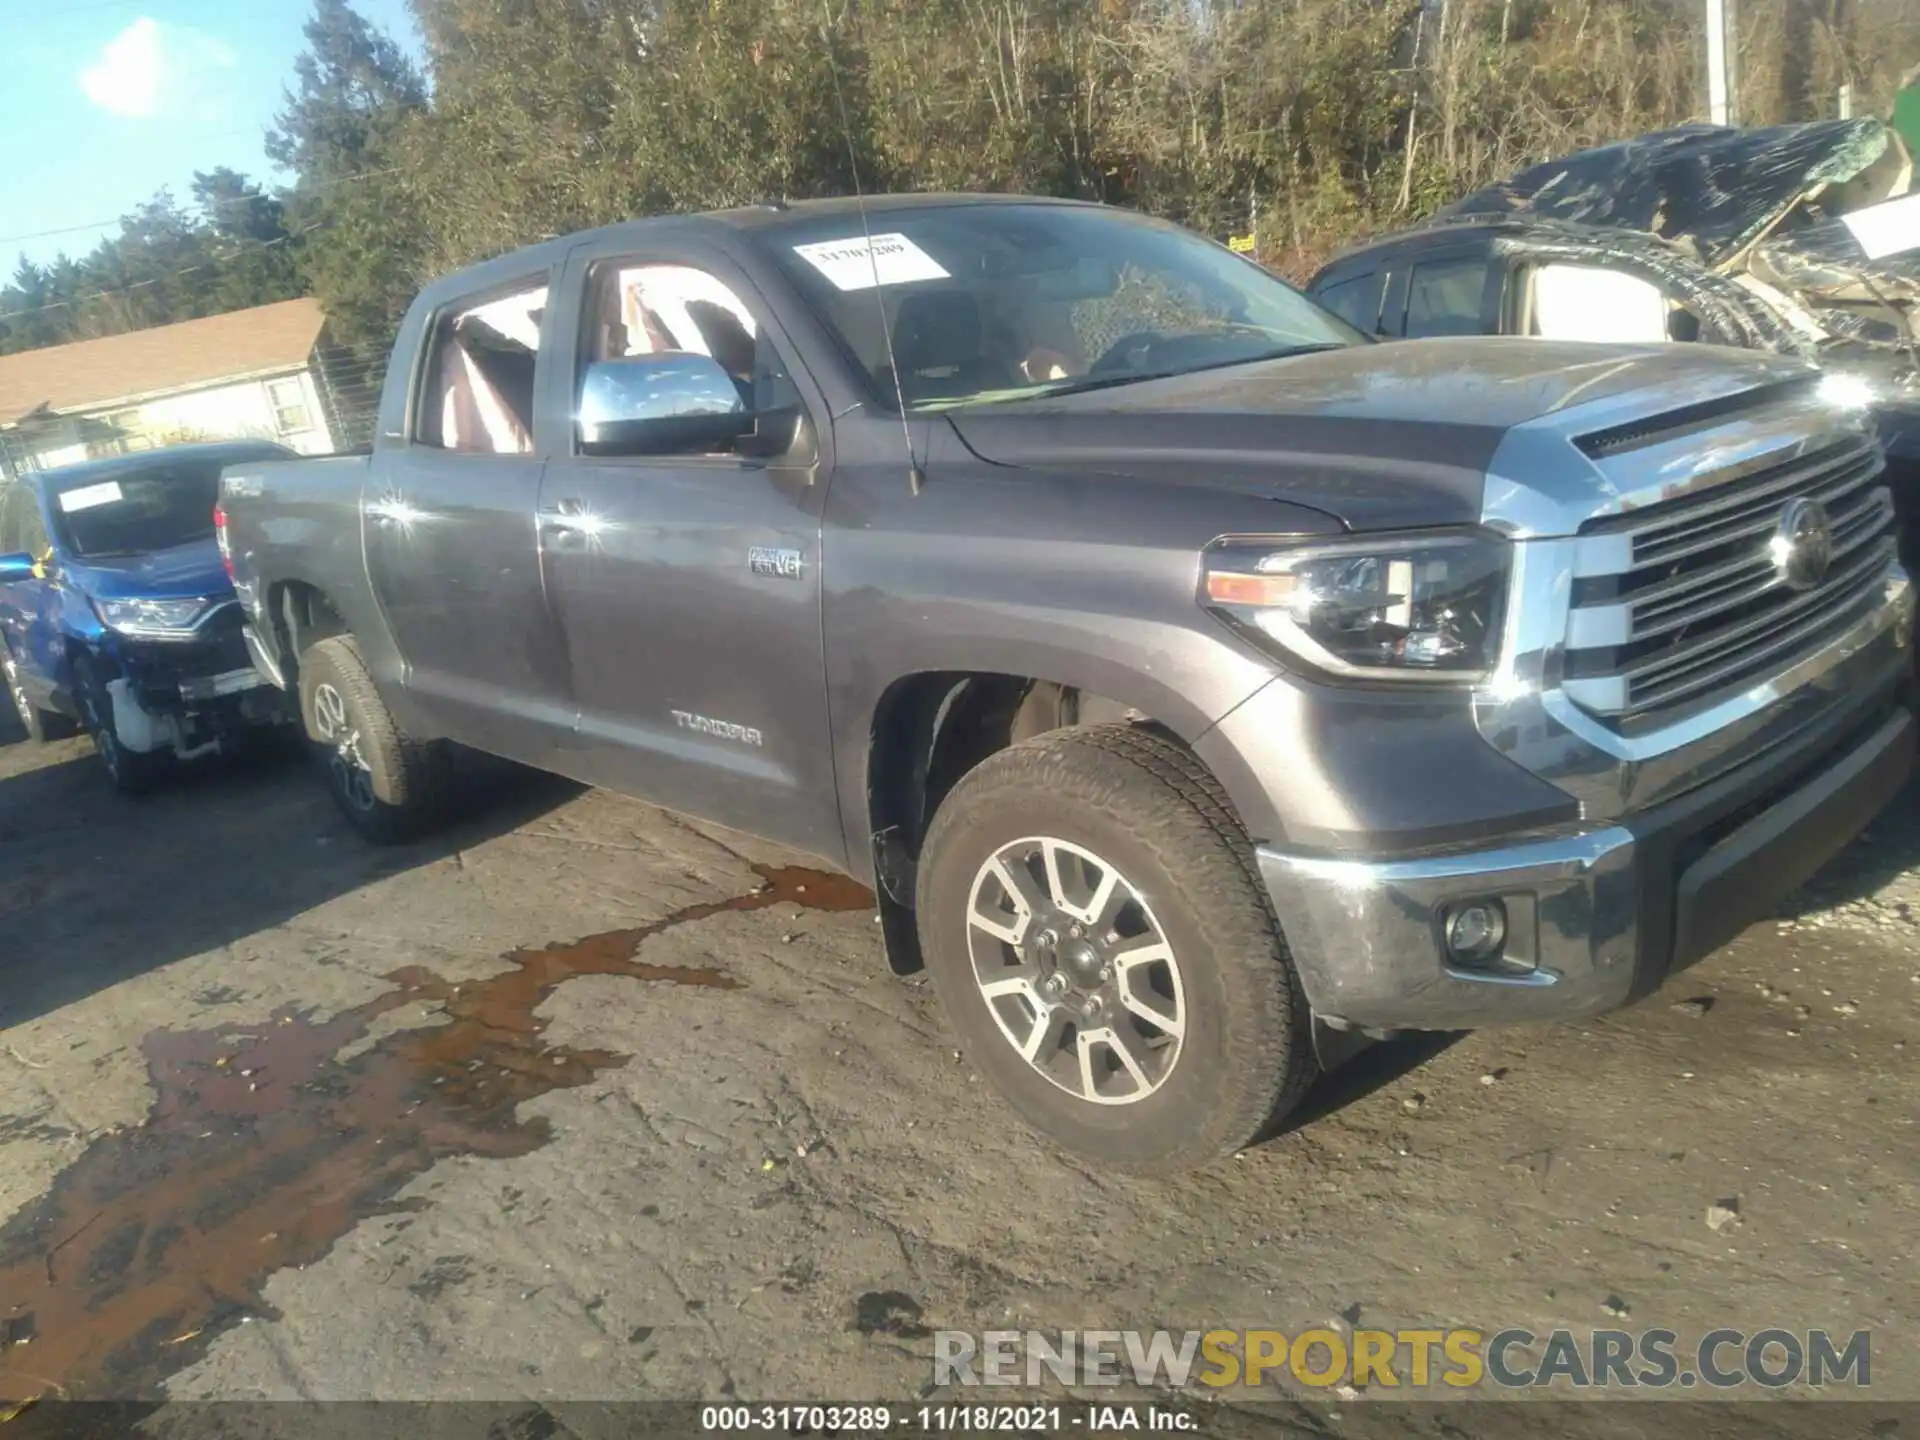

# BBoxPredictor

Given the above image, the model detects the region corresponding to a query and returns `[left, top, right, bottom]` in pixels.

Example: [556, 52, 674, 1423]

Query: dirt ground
[0, 713, 1915, 1431]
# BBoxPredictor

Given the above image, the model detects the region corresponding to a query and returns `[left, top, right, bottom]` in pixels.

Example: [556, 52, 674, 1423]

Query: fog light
[1445, 901, 1507, 965]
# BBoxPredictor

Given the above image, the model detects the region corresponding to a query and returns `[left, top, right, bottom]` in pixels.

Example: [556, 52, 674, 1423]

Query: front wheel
[915, 725, 1316, 1172]
[70, 654, 168, 795]
[3, 646, 76, 743]
[298, 636, 449, 842]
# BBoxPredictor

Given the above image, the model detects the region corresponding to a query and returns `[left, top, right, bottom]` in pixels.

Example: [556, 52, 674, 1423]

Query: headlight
[93, 596, 211, 637]
[1202, 530, 1509, 681]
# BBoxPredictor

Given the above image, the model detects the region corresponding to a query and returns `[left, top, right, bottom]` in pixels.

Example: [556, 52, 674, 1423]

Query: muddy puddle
[0, 864, 873, 1403]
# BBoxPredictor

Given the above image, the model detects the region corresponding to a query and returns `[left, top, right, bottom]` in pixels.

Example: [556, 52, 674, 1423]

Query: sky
[0, 0, 424, 276]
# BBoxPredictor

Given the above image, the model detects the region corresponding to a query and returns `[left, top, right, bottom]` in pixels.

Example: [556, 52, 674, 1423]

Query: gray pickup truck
[218, 194, 1916, 1170]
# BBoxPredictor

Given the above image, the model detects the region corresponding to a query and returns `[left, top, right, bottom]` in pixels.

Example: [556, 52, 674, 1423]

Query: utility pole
[1706, 0, 1739, 126]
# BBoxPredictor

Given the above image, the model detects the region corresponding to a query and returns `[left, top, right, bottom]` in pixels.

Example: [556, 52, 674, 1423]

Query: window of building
[101, 409, 152, 455]
[268, 378, 314, 436]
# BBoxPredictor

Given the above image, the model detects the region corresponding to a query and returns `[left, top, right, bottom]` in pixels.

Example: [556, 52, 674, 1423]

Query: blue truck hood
[65, 535, 232, 603]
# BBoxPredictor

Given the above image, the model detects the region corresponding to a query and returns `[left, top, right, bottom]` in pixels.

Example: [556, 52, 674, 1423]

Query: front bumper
[1260, 700, 1914, 1031]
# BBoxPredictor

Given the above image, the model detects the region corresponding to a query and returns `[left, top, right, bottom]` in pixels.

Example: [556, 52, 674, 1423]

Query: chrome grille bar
[1562, 408, 1897, 724]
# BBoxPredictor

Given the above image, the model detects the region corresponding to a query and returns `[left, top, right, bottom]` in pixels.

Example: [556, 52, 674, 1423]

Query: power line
[0, 167, 405, 251]
[0, 222, 328, 324]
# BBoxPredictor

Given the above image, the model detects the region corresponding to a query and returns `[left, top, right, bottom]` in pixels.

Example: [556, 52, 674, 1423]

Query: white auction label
[792, 233, 950, 291]
[1842, 191, 1920, 261]
[57, 481, 124, 513]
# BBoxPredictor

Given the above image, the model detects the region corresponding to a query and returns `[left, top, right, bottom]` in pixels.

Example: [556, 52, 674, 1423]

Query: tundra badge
[672, 711, 765, 747]
[748, 546, 804, 580]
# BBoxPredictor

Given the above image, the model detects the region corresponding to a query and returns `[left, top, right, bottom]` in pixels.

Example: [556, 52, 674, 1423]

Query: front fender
[829, 620, 1284, 886]
[820, 437, 1348, 884]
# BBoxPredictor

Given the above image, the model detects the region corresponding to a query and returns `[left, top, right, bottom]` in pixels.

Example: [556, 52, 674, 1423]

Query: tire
[70, 653, 169, 795]
[298, 635, 449, 843]
[915, 724, 1316, 1172]
[2, 645, 76, 743]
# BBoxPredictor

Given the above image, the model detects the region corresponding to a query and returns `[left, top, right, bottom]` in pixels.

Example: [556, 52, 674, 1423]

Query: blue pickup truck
[0, 441, 297, 792]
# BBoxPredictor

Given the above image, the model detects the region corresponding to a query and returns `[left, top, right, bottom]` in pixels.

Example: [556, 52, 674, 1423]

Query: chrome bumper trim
[1261, 698, 1912, 1033]
[1260, 827, 1641, 1031]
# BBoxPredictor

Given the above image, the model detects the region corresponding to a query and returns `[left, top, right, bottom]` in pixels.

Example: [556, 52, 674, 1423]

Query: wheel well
[268, 582, 347, 688]
[864, 672, 1162, 973]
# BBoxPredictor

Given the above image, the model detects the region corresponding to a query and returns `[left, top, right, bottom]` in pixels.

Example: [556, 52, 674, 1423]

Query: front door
[362, 273, 575, 768]
[536, 247, 842, 860]
[0, 483, 63, 714]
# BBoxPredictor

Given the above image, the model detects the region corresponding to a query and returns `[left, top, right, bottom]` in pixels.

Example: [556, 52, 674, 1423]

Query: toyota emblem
[1770, 497, 1835, 592]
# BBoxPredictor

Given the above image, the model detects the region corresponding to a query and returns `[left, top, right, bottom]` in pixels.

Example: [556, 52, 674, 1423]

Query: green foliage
[268, 0, 432, 348]
[5, 0, 1919, 361]
[0, 181, 304, 357]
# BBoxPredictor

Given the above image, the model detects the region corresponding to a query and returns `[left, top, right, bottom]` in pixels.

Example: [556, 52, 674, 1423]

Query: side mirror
[577, 353, 752, 457]
[734, 406, 804, 460]
[0, 552, 36, 584]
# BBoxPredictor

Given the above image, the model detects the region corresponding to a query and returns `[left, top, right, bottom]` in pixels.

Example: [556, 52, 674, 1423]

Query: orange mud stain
[0, 864, 873, 1401]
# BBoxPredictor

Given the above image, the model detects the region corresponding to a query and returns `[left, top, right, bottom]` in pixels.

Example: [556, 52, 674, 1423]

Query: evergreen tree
[268, 0, 431, 346]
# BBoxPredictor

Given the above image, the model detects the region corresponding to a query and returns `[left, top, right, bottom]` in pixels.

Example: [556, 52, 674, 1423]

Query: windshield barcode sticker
[57, 481, 124, 513]
[792, 233, 950, 291]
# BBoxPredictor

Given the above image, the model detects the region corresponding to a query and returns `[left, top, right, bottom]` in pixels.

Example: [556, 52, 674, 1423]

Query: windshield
[49, 459, 230, 559]
[760, 203, 1362, 412]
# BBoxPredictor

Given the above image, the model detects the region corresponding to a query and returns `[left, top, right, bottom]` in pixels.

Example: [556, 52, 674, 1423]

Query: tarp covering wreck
[1439, 118, 1919, 357]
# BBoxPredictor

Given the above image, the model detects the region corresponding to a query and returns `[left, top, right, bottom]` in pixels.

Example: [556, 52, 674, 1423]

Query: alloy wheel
[311, 681, 375, 812]
[964, 835, 1186, 1106]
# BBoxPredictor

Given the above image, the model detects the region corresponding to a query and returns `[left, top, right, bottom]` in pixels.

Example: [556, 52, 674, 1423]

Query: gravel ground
[0, 718, 1914, 1433]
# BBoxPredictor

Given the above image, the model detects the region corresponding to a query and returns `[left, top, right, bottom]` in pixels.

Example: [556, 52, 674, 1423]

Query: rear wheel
[298, 636, 449, 842]
[71, 654, 169, 795]
[3, 646, 75, 743]
[915, 724, 1316, 1172]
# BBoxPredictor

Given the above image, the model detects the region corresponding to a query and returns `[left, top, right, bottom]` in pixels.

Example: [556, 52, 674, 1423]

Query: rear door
[532, 239, 843, 859]
[362, 269, 575, 768]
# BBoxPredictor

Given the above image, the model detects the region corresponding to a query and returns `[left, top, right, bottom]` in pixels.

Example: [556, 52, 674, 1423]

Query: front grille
[1562, 429, 1896, 723]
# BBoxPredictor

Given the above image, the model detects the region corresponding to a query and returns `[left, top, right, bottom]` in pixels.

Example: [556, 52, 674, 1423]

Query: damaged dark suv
[0, 442, 297, 791]
[1308, 119, 1920, 559]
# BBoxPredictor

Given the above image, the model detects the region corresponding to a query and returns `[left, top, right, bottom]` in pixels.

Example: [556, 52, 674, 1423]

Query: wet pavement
[0, 724, 1916, 1417]
[0, 861, 867, 1401]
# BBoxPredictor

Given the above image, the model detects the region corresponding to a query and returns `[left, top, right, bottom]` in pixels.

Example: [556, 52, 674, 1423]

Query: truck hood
[65, 535, 232, 603]
[944, 337, 1798, 530]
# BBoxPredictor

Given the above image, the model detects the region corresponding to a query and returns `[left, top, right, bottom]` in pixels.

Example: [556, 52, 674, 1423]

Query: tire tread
[916, 722, 1316, 1170]
[301, 635, 450, 839]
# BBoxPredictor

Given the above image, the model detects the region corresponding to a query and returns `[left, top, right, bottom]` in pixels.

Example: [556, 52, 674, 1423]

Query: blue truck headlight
[93, 596, 212, 638]
[1203, 530, 1509, 681]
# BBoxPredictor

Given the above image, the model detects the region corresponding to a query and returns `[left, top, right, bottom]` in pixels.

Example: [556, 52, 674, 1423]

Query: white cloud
[79, 17, 237, 120]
